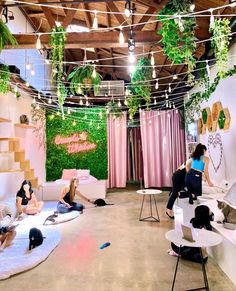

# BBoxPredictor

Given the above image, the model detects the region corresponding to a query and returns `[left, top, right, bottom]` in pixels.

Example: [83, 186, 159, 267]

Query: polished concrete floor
[0, 188, 236, 291]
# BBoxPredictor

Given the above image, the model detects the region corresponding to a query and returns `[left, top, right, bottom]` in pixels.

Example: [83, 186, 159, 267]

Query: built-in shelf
[0, 117, 11, 123]
[0, 137, 18, 141]
[0, 169, 23, 173]
[0, 151, 12, 154]
[14, 123, 36, 129]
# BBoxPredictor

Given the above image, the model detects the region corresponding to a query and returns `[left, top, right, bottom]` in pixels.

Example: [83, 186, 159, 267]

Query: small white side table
[165, 229, 222, 291]
[136, 189, 162, 222]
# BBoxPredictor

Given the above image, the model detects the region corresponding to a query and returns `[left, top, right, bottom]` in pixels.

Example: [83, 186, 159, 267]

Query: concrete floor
[0, 188, 236, 291]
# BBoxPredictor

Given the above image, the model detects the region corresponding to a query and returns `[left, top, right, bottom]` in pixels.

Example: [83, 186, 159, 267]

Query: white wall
[0, 7, 52, 92]
[190, 42, 236, 186]
[0, 89, 46, 198]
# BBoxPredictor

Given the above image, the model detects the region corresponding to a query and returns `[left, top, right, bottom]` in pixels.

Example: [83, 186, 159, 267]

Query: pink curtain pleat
[140, 110, 185, 188]
[107, 113, 127, 188]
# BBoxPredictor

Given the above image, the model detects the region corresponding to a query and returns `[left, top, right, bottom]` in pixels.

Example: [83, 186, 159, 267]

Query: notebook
[181, 225, 195, 242]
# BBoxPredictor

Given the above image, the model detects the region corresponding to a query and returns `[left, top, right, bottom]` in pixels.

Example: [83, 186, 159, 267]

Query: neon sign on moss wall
[54, 132, 96, 154]
[46, 109, 107, 181]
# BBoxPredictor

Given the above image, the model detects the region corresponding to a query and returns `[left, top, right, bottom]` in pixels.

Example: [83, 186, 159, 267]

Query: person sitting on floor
[168, 205, 214, 264]
[166, 159, 192, 219]
[57, 177, 85, 214]
[16, 180, 44, 218]
[0, 204, 16, 251]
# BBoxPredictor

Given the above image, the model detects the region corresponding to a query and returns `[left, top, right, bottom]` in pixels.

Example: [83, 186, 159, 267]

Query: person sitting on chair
[0, 204, 16, 251]
[57, 177, 86, 214]
[166, 159, 192, 219]
[16, 180, 44, 218]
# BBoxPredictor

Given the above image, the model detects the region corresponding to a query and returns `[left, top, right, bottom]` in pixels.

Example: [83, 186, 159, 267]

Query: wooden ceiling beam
[62, 4, 79, 28]
[136, 0, 168, 9]
[107, 1, 128, 28]
[9, 31, 162, 49]
[38, 0, 56, 28]
[134, 7, 156, 31]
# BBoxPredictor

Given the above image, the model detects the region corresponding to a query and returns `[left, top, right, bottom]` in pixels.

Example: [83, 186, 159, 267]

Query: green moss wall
[46, 109, 108, 181]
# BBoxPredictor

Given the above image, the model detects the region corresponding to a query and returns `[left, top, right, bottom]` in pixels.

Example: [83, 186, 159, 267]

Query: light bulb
[154, 98, 157, 105]
[206, 60, 210, 77]
[165, 91, 168, 99]
[152, 68, 156, 79]
[128, 65, 135, 73]
[106, 108, 110, 114]
[14, 85, 18, 93]
[119, 27, 125, 44]
[92, 66, 97, 78]
[93, 10, 98, 29]
[48, 98, 52, 104]
[45, 59, 50, 65]
[175, 109, 178, 114]
[125, 87, 129, 96]
[155, 79, 159, 90]
[30, 68, 35, 76]
[150, 52, 155, 66]
[86, 100, 89, 106]
[190, 3, 195, 12]
[25, 81, 29, 87]
[124, 97, 128, 106]
[125, 8, 130, 18]
[67, 108, 71, 115]
[118, 99, 121, 107]
[79, 98, 83, 105]
[26, 62, 31, 70]
[210, 9, 214, 29]
[157, 111, 160, 116]
[36, 35, 42, 50]
[78, 85, 82, 95]
[173, 75, 178, 80]
[168, 84, 171, 93]
[38, 92, 41, 99]
[72, 120, 76, 126]
[128, 52, 135, 63]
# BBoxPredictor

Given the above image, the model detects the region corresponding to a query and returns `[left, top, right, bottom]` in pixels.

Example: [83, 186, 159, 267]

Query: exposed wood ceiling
[2, 0, 236, 106]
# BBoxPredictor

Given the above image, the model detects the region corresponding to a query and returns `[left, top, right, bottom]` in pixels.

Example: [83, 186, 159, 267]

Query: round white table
[136, 189, 162, 222]
[165, 229, 222, 291]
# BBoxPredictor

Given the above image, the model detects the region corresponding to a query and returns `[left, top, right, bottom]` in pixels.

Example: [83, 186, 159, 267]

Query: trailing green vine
[0, 65, 10, 93]
[185, 65, 236, 124]
[67, 65, 102, 95]
[210, 18, 231, 79]
[158, 0, 197, 82]
[0, 20, 17, 52]
[127, 57, 152, 119]
[106, 100, 122, 118]
[202, 109, 207, 124]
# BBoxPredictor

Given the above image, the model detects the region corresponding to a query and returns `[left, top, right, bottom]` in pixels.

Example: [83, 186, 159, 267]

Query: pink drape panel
[107, 113, 127, 188]
[127, 128, 143, 181]
[140, 110, 185, 188]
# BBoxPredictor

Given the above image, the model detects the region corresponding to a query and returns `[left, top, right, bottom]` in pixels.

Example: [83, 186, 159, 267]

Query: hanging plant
[0, 65, 10, 93]
[158, 0, 197, 82]
[185, 65, 236, 124]
[127, 57, 152, 119]
[0, 20, 17, 52]
[218, 110, 226, 129]
[210, 18, 231, 79]
[106, 100, 122, 118]
[57, 82, 67, 118]
[67, 65, 102, 95]
[202, 109, 207, 124]
[197, 61, 209, 89]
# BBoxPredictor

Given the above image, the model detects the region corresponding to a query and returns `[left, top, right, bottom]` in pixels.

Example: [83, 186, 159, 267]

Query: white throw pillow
[77, 169, 90, 179]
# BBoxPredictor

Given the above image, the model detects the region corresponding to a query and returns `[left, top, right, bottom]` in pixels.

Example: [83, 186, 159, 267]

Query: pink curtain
[107, 112, 127, 188]
[140, 109, 185, 188]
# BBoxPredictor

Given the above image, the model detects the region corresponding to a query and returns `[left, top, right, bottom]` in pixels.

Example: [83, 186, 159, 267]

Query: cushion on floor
[0, 226, 60, 280]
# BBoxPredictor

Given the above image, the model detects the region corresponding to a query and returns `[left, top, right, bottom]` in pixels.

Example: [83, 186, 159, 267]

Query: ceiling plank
[0, 1, 6, 15]
[62, 4, 79, 28]
[38, 0, 56, 28]
[136, 0, 168, 9]
[10, 31, 162, 49]
[134, 7, 156, 31]
[107, 1, 128, 27]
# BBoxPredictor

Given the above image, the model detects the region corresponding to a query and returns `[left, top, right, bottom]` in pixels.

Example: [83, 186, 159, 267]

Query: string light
[36, 34, 42, 50]
[48, 97, 52, 104]
[155, 79, 159, 90]
[72, 120, 76, 126]
[92, 65, 97, 78]
[38, 92, 41, 99]
[150, 52, 155, 66]
[157, 110, 160, 116]
[154, 98, 157, 105]
[168, 83, 171, 93]
[56, 111, 60, 116]
[124, 96, 128, 106]
[106, 108, 110, 114]
[26, 57, 31, 70]
[190, 3, 195, 12]
[30, 67, 35, 76]
[175, 109, 178, 114]
[79, 97, 83, 105]
[118, 99, 122, 107]
[119, 26, 125, 44]
[14, 84, 18, 93]
[92, 10, 98, 29]
[206, 60, 210, 77]
[45, 59, 50, 65]
[36, 103, 40, 110]
[173, 75, 178, 80]
[165, 90, 168, 99]
[125, 87, 129, 96]
[128, 52, 135, 63]
[128, 65, 135, 73]
[49, 114, 55, 120]
[67, 108, 71, 115]
[124, 0, 131, 18]
[210, 9, 214, 30]
[86, 100, 89, 106]
[57, 90, 61, 97]
[25, 80, 29, 87]
[152, 67, 156, 79]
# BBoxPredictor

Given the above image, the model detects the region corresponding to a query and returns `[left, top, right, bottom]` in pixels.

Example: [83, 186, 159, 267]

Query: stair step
[9, 139, 20, 152]
[0, 169, 23, 173]
[0, 138, 18, 141]
[30, 177, 39, 189]
[0, 117, 11, 123]
[14, 150, 25, 162]
[20, 160, 30, 170]
[25, 169, 34, 180]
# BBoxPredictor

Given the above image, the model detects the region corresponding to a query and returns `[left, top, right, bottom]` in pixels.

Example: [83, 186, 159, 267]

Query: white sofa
[40, 169, 107, 201]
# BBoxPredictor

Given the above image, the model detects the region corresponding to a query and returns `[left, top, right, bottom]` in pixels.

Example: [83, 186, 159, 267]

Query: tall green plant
[127, 57, 152, 119]
[158, 0, 197, 82]
[0, 20, 17, 52]
[210, 18, 231, 79]
[0, 65, 10, 93]
[67, 65, 102, 95]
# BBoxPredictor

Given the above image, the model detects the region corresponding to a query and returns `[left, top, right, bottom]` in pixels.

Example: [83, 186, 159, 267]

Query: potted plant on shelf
[0, 20, 17, 52]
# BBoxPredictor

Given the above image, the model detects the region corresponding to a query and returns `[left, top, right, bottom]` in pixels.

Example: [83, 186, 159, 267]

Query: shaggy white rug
[0, 226, 60, 280]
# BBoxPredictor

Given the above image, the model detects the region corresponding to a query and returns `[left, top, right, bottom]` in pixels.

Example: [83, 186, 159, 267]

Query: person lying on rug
[0, 204, 16, 251]
[16, 180, 44, 219]
[57, 177, 86, 214]
[168, 205, 214, 264]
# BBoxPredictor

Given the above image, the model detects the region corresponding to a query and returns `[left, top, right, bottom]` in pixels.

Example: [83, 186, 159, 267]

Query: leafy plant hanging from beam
[67, 65, 102, 96]
[210, 18, 231, 79]
[106, 100, 122, 118]
[127, 57, 152, 119]
[0, 20, 17, 52]
[158, 0, 197, 82]
[0, 65, 10, 93]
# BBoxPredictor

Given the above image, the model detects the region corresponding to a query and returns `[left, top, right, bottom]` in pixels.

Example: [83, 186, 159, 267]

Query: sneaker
[168, 250, 179, 257]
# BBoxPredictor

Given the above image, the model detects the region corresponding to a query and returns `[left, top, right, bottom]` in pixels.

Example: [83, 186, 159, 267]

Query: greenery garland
[0, 20, 17, 52]
[0, 65, 10, 93]
[210, 18, 231, 79]
[158, 0, 197, 82]
[67, 65, 102, 95]
[127, 57, 152, 119]
[185, 65, 236, 124]
[106, 100, 122, 118]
